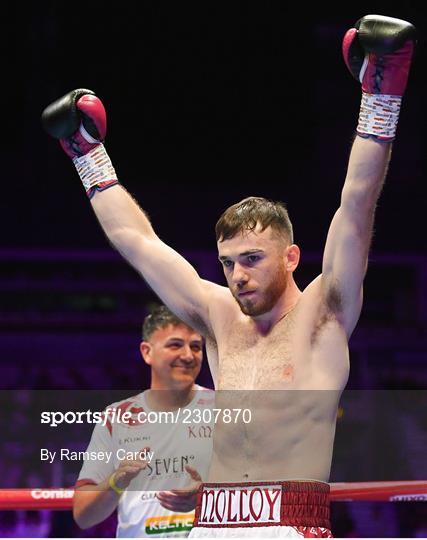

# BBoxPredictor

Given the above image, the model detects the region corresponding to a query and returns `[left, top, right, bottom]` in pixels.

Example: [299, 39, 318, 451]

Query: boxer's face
[140, 324, 203, 389]
[218, 225, 296, 317]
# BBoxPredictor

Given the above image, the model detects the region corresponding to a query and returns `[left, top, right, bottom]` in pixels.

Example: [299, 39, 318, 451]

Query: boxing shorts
[189, 480, 332, 538]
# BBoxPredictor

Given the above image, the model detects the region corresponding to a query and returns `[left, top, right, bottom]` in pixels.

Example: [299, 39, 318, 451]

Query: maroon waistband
[194, 480, 331, 529]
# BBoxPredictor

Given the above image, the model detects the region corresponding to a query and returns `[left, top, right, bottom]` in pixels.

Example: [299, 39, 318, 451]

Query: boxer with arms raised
[43, 15, 416, 538]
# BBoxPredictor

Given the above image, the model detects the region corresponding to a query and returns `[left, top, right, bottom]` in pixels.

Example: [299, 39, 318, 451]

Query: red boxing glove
[342, 15, 416, 140]
[42, 89, 118, 197]
[342, 15, 416, 96]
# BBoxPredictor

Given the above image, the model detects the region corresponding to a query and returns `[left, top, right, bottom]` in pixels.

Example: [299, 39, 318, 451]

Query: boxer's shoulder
[297, 276, 346, 343]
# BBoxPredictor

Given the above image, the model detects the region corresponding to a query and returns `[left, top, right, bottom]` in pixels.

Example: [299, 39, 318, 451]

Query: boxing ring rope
[0, 481, 426, 510]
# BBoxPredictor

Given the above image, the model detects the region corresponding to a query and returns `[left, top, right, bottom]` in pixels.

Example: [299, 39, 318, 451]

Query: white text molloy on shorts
[199, 484, 282, 525]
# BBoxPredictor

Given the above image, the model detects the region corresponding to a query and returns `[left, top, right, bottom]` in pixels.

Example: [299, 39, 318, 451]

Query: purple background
[1, 2, 426, 537]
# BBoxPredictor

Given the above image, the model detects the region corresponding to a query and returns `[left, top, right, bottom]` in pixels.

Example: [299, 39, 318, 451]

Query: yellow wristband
[108, 473, 125, 496]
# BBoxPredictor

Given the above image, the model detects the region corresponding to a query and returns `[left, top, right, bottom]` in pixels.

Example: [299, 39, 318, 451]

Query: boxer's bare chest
[215, 310, 307, 390]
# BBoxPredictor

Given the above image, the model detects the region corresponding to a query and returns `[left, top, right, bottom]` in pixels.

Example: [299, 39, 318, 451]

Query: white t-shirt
[77, 386, 214, 537]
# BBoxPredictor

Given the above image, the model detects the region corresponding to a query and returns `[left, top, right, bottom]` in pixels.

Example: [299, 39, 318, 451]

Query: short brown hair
[142, 304, 192, 341]
[215, 196, 293, 244]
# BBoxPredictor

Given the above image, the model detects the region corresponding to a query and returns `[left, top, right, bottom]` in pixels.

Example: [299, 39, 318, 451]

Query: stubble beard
[235, 264, 288, 317]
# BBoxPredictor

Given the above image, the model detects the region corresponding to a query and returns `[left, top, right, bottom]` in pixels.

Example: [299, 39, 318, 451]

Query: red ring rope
[0, 481, 425, 510]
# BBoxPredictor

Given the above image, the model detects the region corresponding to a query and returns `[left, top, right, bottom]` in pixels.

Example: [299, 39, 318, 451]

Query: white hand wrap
[357, 93, 402, 140]
[72, 144, 117, 192]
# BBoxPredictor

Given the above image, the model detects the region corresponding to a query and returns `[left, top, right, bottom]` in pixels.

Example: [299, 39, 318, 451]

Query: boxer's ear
[285, 244, 300, 272]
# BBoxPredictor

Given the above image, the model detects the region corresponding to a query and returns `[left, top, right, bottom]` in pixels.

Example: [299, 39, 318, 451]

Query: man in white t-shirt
[73, 305, 214, 537]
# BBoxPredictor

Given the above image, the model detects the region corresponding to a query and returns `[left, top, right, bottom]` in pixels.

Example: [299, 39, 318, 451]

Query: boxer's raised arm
[91, 185, 215, 334]
[42, 90, 216, 335]
[322, 137, 390, 336]
[321, 15, 416, 337]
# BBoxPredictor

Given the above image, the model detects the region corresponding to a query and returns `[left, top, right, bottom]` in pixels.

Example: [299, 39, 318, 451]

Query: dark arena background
[1, 2, 427, 538]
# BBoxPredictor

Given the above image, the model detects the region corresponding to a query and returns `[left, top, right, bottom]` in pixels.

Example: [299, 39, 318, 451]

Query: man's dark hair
[142, 304, 191, 341]
[215, 196, 294, 244]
